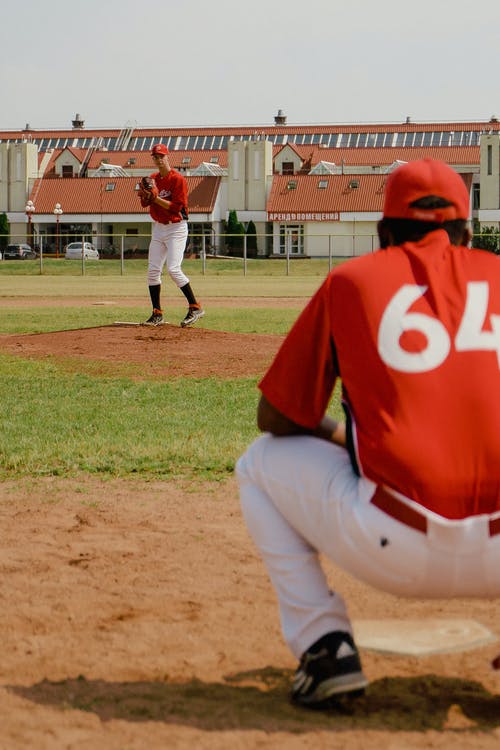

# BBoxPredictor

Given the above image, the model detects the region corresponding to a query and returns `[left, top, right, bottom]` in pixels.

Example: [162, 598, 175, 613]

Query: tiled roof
[267, 172, 474, 215]
[29, 176, 221, 215]
[3, 119, 500, 140]
[267, 174, 387, 214]
[283, 145, 480, 167]
[86, 149, 228, 170]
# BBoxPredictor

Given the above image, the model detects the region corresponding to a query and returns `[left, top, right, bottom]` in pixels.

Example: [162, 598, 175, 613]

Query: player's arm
[257, 394, 346, 447]
[154, 175, 187, 215]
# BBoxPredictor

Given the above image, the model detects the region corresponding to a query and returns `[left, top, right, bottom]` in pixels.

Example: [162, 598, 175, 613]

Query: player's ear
[462, 225, 473, 247]
[377, 219, 393, 249]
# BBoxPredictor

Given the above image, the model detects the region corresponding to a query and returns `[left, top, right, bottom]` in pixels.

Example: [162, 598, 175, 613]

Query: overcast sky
[2, 0, 499, 131]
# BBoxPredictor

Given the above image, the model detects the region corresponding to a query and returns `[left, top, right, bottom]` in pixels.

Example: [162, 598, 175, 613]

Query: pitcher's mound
[0, 324, 284, 379]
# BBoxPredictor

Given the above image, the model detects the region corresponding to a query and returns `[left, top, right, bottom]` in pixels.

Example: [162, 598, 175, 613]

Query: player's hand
[138, 176, 159, 205]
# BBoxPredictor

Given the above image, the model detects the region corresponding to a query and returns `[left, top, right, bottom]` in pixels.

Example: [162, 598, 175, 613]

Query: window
[488, 145, 492, 175]
[473, 184, 480, 210]
[105, 182, 115, 191]
[62, 165, 74, 178]
[282, 161, 295, 175]
[318, 179, 328, 188]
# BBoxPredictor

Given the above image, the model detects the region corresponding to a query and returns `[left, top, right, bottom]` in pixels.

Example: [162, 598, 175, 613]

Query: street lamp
[25, 200, 35, 247]
[53, 203, 63, 258]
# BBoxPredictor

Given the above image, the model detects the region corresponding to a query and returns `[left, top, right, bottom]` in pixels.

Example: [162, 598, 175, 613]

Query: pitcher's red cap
[383, 159, 470, 222]
[151, 143, 169, 156]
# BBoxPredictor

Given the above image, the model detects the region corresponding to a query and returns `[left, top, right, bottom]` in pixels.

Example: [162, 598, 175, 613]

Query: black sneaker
[143, 309, 164, 326]
[291, 631, 368, 708]
[180, 305, 205, 327]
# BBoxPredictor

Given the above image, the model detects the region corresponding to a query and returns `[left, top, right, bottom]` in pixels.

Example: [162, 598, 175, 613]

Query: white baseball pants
[147, 220, 189, 288]
[236, 433, 500, 658]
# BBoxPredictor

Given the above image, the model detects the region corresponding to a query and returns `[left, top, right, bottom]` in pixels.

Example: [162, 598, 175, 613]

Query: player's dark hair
[378, 196, 468, 247]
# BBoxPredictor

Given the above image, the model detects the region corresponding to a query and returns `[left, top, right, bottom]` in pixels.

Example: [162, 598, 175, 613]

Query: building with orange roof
[0, 112, 499, 257]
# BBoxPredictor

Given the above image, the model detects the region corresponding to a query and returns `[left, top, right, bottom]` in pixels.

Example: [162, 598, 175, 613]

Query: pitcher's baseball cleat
[291, 631, 368, 708]
[181, 305, 205, 327]
[143, 309, 164, 326]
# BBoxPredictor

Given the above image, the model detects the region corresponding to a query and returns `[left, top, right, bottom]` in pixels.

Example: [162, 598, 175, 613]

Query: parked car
[64, 242, 100, 260]
[3, 243, 37, 260]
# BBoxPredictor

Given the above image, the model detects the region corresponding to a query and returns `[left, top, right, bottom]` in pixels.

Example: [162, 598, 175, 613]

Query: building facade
[0, 114, 499, 257]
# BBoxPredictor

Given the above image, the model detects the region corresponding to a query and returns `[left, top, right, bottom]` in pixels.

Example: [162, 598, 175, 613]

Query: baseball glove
[138, 176, 159, 206]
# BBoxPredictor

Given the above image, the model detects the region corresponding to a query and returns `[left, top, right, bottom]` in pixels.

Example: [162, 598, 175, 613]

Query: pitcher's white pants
[236, 433, 500, 659]
[148, 220, 189, 288]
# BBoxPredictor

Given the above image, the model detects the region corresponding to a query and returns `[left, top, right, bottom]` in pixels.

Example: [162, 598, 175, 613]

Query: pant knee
[235, 435, 270, 487]
[167, 267, 189, 287]
[148, 270, 162, 285]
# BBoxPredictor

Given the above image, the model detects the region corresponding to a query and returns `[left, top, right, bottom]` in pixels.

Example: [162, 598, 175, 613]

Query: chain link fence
[1, 229, 498, 275]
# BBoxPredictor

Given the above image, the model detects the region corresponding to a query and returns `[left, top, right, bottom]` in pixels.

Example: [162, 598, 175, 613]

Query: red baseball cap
[151, 143, 169, 156]
[383, 159, 470, 222]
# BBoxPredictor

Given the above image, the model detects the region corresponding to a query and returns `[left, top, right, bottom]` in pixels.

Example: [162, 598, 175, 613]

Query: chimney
[72, 113, 85, 129]
[274, 109, 287, 126]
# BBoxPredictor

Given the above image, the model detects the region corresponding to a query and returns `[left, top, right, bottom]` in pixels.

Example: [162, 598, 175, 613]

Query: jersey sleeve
[168, 172, 188, 216]
[259, 275, 339, 428]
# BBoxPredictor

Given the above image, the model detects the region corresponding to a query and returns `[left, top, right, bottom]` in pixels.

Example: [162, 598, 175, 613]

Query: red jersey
[146, 169, 188, 224]
[260, 230, 500, 519]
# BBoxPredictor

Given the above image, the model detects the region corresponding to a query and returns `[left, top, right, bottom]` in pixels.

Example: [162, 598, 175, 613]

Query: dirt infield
[1, 323, 500, 749]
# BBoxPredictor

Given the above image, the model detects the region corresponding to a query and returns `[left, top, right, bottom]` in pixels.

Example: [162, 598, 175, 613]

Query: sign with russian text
[267, 212, 340, 222]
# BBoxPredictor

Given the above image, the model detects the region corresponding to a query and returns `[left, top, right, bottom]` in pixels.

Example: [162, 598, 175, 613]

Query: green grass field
[0, 264, 344, 481]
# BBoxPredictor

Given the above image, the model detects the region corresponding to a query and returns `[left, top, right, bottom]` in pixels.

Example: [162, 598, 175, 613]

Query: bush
[472, 222, 500, 254]
[0, 214, 9, 252]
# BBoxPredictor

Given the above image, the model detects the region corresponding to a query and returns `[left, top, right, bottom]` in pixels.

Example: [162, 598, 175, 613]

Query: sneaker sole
[292, 671, 369, 706]
[180, 310, 205, 327]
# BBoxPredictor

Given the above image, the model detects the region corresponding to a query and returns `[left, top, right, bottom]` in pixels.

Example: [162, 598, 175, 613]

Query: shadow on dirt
[8, 667, 500, 732]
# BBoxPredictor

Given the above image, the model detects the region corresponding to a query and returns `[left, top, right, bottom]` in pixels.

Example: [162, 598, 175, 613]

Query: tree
[0, 212, 9, 252]
[225, 209, 245, 253]
[472, 221, 500, 254]
[246, 220, 258, 255]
